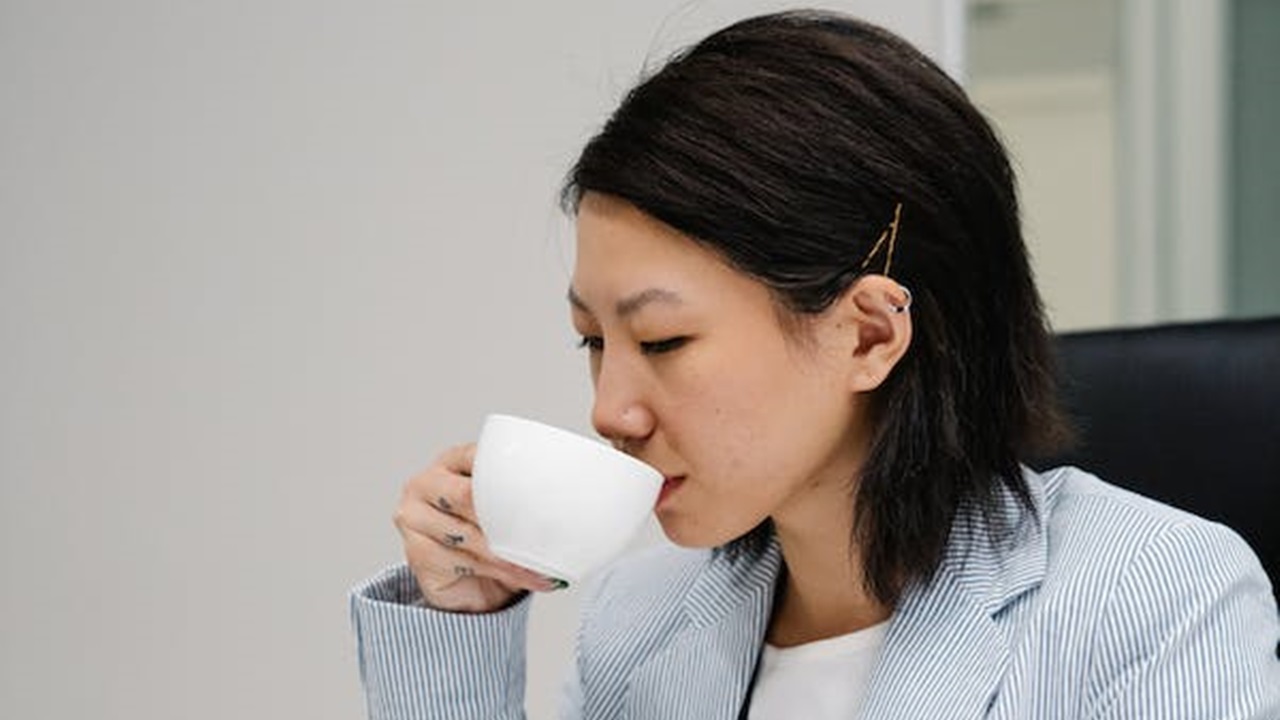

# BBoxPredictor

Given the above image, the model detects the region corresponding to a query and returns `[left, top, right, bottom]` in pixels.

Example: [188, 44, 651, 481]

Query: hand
[394, 444, 559, 613]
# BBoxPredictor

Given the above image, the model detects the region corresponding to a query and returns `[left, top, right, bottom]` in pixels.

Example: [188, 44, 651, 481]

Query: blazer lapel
[857, 564, 1010, 718]
[624, 537, 783, 720]
[860, 470, 1051, 719]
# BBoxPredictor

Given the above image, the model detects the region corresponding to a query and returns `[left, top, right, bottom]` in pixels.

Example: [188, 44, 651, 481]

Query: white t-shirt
[746, 621, 890, 720]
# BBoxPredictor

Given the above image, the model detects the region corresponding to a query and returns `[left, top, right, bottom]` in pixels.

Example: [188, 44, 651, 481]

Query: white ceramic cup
[471, 414, 663, 582]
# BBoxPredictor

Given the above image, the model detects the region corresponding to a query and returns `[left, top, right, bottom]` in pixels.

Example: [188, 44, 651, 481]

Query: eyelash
[576, 336, 689, 356]
[640, 336, 689, 355]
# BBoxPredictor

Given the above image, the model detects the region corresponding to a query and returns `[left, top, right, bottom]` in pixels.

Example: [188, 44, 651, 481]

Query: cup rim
[482, 413, 662, 482]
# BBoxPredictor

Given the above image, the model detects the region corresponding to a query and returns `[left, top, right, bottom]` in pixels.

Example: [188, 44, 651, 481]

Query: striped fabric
[350, 466, 1280, 719]
[351, 565, 530, 720]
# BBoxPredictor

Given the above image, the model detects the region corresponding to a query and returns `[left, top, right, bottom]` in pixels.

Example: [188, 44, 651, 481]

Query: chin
[655, 511, 752, 549]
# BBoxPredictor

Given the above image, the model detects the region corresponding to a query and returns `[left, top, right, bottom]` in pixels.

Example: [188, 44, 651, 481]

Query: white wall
[0, 2, 952, 719]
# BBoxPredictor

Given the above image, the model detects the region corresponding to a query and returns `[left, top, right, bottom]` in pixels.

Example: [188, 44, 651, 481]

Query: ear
[827, 275, 913, 393]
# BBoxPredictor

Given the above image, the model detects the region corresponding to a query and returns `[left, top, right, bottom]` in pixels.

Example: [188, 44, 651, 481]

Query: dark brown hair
[562, 10, 1069, 603]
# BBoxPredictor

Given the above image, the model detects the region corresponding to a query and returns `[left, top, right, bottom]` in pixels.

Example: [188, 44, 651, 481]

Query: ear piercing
[891, 286, 913, 314]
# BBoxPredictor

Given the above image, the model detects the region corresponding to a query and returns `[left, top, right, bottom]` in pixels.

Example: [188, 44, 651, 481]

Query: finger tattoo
[437, 496, 453, 512]
[452, 564, 474, 577]
[444, 533, 465, 547]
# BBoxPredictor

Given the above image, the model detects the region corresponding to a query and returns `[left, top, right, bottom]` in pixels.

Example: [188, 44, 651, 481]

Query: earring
[890, 286, 913, 314]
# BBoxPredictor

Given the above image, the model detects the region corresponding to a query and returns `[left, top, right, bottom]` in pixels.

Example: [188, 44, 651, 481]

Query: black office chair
[1032, 316, 1280, 602]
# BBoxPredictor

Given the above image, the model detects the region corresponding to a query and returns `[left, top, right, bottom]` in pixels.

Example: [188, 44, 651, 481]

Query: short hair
[562, 10, 1069, 604]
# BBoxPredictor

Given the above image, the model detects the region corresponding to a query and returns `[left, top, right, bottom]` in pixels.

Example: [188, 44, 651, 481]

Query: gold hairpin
[858, 201, 903, 278]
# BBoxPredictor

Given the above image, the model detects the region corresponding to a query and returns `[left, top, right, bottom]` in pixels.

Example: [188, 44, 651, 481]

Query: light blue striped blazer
[350, 466, 1280, 719]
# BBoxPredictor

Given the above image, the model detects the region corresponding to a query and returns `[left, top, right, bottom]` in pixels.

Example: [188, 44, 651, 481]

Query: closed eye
[640, 336, 689, 355]
[576, 335, 604, 353]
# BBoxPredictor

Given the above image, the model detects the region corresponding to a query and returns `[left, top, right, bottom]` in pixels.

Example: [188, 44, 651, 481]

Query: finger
[395, 506, 549, 588]
[433, 444, 477, 517]
[393, 497, 490, 556]
[396, 507, 556, 590]
[492, 557, 566, 590]
[431, 478, 473, 520]
[437, 443, 476, 476]
[401, 443, 478, 515]
[404, 531, 554, 593]
[403, 460, 477, 522]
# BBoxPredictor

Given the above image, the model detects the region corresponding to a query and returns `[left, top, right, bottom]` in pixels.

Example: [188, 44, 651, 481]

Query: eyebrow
[567, 287, 684, 319]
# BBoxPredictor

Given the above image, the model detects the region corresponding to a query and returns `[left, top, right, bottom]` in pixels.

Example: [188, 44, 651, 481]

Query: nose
[590, 352, 655, 452]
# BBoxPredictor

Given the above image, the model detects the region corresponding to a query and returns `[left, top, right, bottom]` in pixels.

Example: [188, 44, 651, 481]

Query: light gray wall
[969, 0, 1116, 80]
[968, 0, 1122, 331]
[0, 2, 951, 719]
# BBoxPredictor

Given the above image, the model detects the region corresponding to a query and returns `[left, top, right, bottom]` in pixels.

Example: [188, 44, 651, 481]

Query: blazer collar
[678, 465, 1051, 624]
[626, 468, 1052, 720]
[942, 465, 1051, 615]
[624, 535, 782, 720]
[859, 466, 1051, 718]
[683, 532, 784, 628]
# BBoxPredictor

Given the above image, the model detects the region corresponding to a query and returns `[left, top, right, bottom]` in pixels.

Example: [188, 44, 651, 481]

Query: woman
[351, 11, 1279, 719]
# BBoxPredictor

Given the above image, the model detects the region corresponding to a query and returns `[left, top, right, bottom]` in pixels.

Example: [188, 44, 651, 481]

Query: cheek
[700, 351, 851, 480]
[665, 347, 796, 468]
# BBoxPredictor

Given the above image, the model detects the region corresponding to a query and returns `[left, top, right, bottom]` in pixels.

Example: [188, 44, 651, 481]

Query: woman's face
[570, 193, 871, 547]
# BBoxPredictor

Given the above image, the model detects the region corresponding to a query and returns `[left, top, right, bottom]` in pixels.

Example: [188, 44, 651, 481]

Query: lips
[657, 475, 685, 506]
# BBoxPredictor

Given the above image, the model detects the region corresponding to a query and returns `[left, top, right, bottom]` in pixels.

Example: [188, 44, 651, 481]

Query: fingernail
[543, 577, 569, 591]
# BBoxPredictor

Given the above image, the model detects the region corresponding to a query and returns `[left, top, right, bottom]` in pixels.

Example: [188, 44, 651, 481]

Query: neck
[765, 480, 892, 648]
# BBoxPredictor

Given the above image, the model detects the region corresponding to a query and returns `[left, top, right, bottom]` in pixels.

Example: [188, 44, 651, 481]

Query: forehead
[569, 194, 786, 323]
[572, 194, 740, 286]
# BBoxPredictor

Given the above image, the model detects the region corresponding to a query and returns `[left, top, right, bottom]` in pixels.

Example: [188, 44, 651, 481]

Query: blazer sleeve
[350, 564, 531, 720]
[1085, 520, 1280, 719]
